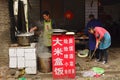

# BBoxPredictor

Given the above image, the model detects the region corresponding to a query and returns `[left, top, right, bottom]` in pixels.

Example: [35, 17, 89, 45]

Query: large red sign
[52, 35, 75, 79]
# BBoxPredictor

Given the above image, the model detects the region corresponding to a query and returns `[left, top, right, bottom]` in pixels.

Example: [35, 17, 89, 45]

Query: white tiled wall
[85, 0, 98, 25]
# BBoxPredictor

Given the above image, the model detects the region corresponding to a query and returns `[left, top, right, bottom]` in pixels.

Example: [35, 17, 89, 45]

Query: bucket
[38, 53, 52, 73]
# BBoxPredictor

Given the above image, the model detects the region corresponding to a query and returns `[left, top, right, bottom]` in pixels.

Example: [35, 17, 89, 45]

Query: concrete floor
[0, 42, 120, 80]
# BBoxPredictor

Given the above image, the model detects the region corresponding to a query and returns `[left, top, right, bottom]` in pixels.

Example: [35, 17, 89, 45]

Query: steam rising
[35, 21, 51, 58]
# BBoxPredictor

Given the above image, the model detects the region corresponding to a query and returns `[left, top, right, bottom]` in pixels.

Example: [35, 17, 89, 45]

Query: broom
[85, 48, 97, 62]
[89, 48, 97, 61]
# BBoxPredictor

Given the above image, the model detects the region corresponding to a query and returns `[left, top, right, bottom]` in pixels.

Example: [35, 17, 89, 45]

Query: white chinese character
[64, 47, 68, 51]
[54, 58, 63, 66]
[54, 67, 64, 75]
[71, 69, 75, 74]
[64, 39, 68, 44]
[68, 69, 71, 74]
[69, 46, 74, 51]
[69, 54, 74, 59]
[69, 38, 73, 44]
[64, 54, 68, 59]
[64, 62, 69, 67]
[53, 38, 62, 46]
[54, 48, 63, 56]
[70, 61, 74, 66]
[64, 69, 68, 74]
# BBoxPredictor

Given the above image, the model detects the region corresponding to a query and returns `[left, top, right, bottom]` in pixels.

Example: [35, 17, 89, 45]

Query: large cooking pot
[17, 32, 34, 46]
[38, 53, 52, 73]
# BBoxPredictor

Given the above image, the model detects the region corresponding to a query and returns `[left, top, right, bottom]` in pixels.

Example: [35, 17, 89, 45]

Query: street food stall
[8, 0, 90, 79]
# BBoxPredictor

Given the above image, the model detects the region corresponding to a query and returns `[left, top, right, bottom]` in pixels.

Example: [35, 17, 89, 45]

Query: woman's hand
[96, 40, 100, 49]
[30, 26, 37, 32]
[96, 42, 99, 49]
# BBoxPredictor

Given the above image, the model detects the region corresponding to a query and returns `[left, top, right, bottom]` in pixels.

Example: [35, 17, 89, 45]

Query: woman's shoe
[102, 61, 107, 64]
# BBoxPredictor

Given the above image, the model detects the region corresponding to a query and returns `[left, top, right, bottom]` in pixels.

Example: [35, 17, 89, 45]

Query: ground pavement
[0, 48, 120, 80]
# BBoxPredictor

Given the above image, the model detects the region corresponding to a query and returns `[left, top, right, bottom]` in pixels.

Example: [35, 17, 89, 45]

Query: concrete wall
[0, 0, 10, 65]
[85, 0, 98, 25]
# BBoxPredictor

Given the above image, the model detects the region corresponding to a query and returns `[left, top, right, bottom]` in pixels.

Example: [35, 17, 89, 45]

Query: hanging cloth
[17, 0, 26, 33]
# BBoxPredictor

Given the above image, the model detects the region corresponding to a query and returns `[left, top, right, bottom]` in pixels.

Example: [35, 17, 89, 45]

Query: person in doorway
[30, 11, 56, 51]
[85, 14, 103, 59]
[88, 27, 111, 64]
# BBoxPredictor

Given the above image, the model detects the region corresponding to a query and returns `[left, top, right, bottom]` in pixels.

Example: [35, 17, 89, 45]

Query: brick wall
[0, 0, 10, 65]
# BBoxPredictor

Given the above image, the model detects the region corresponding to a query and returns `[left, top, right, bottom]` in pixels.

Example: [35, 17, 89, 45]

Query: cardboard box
[17, 57, 25, 68]
[9, 48, 16, 57]
[25, 60, 37, 67]
[9, 57, 17, 68]
[25, 67, 37, 74]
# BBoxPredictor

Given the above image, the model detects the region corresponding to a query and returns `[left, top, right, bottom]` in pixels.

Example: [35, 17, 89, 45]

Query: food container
[17, 32, 34, 46]
[77, 49, 89, 58]
[38, 53, 52, 73]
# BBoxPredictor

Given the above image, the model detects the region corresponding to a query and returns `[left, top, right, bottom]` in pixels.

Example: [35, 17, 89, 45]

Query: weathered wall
[0, 0, 10, 65]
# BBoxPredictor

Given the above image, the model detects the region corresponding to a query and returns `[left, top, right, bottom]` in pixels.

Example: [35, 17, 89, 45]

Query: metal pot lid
[52, 29, 67, 33]
[16, 32, 34, 36]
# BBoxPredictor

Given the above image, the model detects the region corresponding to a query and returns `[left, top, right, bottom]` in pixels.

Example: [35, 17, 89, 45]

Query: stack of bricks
[9, 47, 37, 74]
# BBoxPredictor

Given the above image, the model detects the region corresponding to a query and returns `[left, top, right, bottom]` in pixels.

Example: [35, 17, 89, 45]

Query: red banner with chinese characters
[52, 35, 75, 79]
